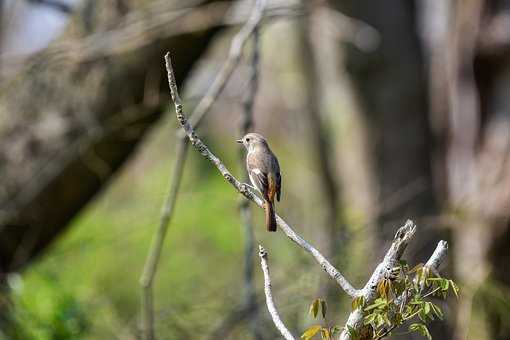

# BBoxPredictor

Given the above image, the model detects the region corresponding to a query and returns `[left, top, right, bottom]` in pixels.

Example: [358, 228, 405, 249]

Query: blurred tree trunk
[296, 0, 346, 310]
[443, 0, 510, 338]
[0, 0, 232, 279]
[329, 0, 451, 338]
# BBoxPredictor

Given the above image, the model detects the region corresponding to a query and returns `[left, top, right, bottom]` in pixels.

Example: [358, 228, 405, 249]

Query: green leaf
[351, 296, 364, 311]
[409, 263, 424, 273]
[320, 328, 331, 340]
[364, 313, 376, 325]
[330, 326, 341, 335]
[431, 303, 444, 320]
[423, 302, 431, 315]
[301, 325, 321, 340]
[320, 299, 327, 318]
[449, 280, 460, 298]
[409, 323, 432, 340]
[346, 325, 359, 340]
[309, 299, 320, 318]
[364, 298, 386, 312]
[376, 314, 385, 328]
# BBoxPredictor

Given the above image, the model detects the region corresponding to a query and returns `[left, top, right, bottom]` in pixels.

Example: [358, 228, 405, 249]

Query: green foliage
[302, 260, 457, 340]
[302, 299, 340, 340]
[357, 260, 459, 339]
[8, 273, 90, 340]
[309, 298, 327, 319]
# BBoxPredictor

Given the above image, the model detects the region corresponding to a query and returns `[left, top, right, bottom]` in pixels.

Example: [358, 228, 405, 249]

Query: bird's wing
[276, 171, 281, 202]
[248, 165, 268, 197]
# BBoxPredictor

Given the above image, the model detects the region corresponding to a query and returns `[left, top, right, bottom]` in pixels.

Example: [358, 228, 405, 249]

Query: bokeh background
[1, 0, 509, 339]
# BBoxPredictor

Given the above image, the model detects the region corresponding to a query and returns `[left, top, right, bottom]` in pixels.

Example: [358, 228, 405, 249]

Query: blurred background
[1, 0, 509, 339]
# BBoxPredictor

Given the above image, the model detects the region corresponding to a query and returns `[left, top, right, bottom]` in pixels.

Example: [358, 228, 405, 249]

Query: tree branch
[339, 221, 449, 340]
[139, 1, 268, 339]
[164, 53, 359, 298]
[258, 245, 295, 340]
[424, 240, 448, 272]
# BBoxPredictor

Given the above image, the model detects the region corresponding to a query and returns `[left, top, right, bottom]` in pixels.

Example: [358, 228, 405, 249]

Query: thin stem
[259, 245, 295, 340]
[139, 138, 188, 340]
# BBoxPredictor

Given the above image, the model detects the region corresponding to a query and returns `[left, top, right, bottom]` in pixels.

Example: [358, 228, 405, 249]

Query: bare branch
[258, 245, 295, 340]
[182, 0, 268, 133]
[164, 53, 359, 298]
[139, 139, 188, 340]
[139, 1, 268, 339]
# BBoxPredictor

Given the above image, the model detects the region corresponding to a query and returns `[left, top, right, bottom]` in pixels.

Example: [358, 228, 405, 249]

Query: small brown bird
[237, 133, 281, 232]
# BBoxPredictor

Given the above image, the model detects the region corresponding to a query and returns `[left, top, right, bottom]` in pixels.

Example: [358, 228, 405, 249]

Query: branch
[424, 240, 448, 272]
[339, 221, 449, 340]
[181, 0, 268, 133]
[259, 245, 295, 340]
[139, 139, 188, 340]
[164, 54, 359, 298]
[139, 1, 268, 339]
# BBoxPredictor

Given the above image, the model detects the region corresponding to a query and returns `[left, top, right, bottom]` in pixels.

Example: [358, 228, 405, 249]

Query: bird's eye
[246, 138, 250, 142]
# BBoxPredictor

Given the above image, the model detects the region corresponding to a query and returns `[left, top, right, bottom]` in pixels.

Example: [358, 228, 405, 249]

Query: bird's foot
[240, 183, 258, 192]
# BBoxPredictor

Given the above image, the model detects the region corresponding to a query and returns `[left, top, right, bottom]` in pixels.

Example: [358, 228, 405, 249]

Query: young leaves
[301, 325, 321, 340]
[359, 261, 458, 340]
[309, 298, 327, 319]
[409, 323, 432, 340]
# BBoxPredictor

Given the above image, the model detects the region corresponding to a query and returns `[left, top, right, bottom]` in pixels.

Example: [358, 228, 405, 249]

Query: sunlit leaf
[449, 280, 460, 298]
[351, 296, 365, 311]
[409, 263, 424, 274]
[309, 299, 320, 318]
[301, 325, 321, 340]
[320, 328, 331, 340]
[364, 299, 386, 312]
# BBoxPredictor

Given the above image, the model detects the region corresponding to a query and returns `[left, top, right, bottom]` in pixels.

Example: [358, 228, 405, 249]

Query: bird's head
[237, 132, 268, 151]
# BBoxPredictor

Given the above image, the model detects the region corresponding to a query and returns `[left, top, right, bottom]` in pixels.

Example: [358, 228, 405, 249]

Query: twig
[238, 19, 263, 340]
[182, 0, 268, 133]
[258, 245, 295, 340]
[139, 1, 268, 339]
[164, 53, 359, 298]
[139, 139, 188, 340]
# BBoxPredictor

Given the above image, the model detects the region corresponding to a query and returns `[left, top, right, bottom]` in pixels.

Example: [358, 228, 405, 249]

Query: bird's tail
[264, 199, 277, 232]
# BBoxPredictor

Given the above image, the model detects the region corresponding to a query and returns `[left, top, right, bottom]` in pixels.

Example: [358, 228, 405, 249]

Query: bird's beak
[236, 139, 243, 144]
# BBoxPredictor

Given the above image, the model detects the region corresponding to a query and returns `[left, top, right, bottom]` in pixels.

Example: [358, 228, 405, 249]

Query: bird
[237, 133, 281, 232]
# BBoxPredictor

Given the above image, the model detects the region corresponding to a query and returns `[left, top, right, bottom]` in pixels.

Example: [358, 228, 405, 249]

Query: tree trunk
[329, 0, 450, 338]
[0, 0, 232, 278]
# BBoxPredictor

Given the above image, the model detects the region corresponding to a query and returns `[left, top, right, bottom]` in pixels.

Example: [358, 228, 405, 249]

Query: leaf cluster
[352, 260, 459, 339]
[301, 299, 340, 340]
